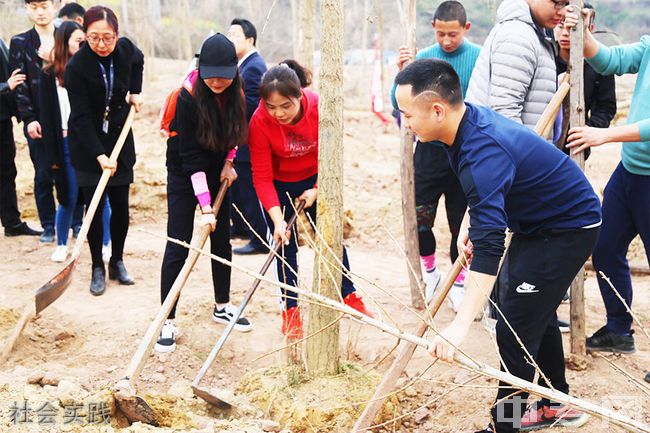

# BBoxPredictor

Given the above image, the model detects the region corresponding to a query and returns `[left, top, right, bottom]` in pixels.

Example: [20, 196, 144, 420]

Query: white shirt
[237, 48, 258, 67]
[56, 78, 70, 131]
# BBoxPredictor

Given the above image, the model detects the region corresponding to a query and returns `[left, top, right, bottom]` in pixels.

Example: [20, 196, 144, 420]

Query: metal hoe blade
[191, 385, 233, 409]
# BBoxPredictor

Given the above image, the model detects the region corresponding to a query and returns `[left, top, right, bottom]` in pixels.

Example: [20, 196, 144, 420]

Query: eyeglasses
[86, 33, 116, 45]
[552, 0, 571, 10]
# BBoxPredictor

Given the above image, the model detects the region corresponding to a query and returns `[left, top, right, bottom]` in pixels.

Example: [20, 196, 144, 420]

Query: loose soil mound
[236, 363, 401, 432]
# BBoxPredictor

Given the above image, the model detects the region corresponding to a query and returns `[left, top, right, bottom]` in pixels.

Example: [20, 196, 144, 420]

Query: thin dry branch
[144, 230, 650, 433]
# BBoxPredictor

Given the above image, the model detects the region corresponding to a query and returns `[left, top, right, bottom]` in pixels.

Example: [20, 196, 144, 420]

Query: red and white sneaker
[520, 403, 589, 431]
[282, 306, 304, 340]
[343, 292, 374, 318]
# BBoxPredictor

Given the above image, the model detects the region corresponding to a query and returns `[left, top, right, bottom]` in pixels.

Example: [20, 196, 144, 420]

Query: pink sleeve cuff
[190, 171, 211, 207]
[226, 147, 238, 162]
[196, 191, 212, 208]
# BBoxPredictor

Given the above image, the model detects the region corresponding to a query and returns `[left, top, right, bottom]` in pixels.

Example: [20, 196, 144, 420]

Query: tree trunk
[121, 0, 130, 34]
[399, 0, 425, 309]
[178, 0, 193, 60]
[291, 0, 299, 59]
[359, 0, 370, 100]
[298, 0, 316, 73]
[305, 0, 343, 377]
[568, 0, 586, 356]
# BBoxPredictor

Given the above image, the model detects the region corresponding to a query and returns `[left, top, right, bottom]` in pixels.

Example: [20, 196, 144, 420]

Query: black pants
[491, 227, 599, 432]
[414, 141, 467, 261]
[0, 119, 21, 228]
[24, 125, 55, 230]
[79, 184, 130, 269]
[231, 159, 267, 247]
[161, 173, 231, 319]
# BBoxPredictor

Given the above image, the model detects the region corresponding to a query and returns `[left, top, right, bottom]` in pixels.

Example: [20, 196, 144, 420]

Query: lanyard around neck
[98, 59, 114, 114]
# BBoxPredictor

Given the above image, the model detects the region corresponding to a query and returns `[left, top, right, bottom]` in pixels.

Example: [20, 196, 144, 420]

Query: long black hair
[193, 73, 247, 153]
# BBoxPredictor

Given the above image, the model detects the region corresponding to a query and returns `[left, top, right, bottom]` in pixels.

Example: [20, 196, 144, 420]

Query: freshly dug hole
[236, 362, 402, 432]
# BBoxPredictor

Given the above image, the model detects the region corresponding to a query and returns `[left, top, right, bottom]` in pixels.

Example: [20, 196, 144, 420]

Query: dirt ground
[1, 58, 649, 433]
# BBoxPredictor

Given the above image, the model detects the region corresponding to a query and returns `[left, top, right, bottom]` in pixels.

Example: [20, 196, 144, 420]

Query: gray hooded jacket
[465, 0, 557, 129]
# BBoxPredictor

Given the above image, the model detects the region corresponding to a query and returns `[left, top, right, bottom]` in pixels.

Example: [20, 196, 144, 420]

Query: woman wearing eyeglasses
[65, 5, 144, 296]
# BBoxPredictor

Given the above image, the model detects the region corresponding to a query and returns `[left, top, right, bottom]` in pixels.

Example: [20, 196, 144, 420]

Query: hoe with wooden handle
[0, 106, 136, 365]
[191, 200, 306, 408]
[114, 180, 229, 426]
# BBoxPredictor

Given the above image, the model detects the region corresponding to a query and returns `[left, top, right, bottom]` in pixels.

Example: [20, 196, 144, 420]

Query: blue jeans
[102, 197, 111, 246]
[55, 138, 78, 246]
[24, 126, 55, 229]
[263, 174, 356, 309]
[592, 163, 650, 335]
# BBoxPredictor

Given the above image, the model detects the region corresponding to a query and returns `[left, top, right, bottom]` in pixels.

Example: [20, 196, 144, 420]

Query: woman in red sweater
[249, 61, 371, 339]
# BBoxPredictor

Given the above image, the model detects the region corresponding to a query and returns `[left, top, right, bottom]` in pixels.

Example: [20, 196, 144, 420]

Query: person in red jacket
[248, 60, 372, 339]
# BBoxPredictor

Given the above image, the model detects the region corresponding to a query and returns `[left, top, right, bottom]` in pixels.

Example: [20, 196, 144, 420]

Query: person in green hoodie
[566, 11, 650, 380]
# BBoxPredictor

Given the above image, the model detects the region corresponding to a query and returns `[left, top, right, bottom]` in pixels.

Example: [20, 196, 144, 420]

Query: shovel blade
[35, 257, 77, 314]
[114, 389, 159, 426]
[191, 385, 233, 409]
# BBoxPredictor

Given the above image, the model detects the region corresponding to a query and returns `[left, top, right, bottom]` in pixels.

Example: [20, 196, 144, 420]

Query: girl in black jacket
[155, 34, 250, 353]
[64, 6, 144, 296]
[39, 21, 84, 262]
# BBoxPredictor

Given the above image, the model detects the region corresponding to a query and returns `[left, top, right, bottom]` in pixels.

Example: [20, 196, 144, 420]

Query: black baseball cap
[198, 33, 238, 80]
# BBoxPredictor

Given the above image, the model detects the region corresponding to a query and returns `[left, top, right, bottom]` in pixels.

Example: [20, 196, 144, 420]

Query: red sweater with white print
[248, 88, 319, 211]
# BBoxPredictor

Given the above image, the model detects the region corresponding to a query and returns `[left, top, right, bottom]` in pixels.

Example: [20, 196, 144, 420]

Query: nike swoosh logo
[516, 283, 539, 294]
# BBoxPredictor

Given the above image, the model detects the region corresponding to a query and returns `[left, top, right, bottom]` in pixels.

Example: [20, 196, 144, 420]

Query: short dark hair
[395, 58, 463, 106]
[433, 1, 467, 26]
[230, 18, 257, 46]
[59, 2, 86, 19]
[24, 0, 53, 3]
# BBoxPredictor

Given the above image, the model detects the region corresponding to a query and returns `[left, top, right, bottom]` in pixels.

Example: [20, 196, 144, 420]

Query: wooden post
[399, 0, 425, 309]
[305, 0, 343, 376]
[569, 0, 586, 355]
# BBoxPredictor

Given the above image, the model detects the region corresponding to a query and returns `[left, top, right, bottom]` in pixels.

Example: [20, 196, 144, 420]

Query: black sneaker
[586, 326, 635, 354]
[557, 318, 570, 334]
[212, 304, 252, 332]
[4, 222, 42, 237]
[644, 371, 650, 384]
[154, 319, 179, 353]
[39, 227, 55, 243]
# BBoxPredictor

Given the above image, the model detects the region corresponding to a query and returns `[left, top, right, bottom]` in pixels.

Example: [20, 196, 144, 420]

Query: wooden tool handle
[72, 106, 136, 258]
[118, 180, 229, 387]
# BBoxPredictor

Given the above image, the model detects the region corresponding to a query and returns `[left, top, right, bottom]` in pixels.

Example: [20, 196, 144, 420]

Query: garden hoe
[0, 106, 136, 365]
[191, 200, 306, 408]
[113, 180, 229, 425]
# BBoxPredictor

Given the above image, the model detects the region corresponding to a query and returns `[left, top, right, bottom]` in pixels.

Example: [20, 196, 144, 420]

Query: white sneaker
[424, 268, 442, 304]
[102, 244, 111, 264]
[447, 281, 465, 313]
[154, 320, 180, 353]
[50, 245, 68, 262]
